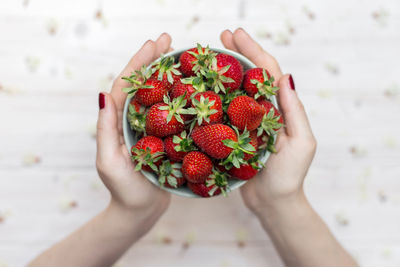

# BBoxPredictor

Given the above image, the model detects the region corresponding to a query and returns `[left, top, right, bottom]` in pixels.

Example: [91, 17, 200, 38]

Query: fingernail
[99, 93, 105, 109]
[288, 75, 295, 90]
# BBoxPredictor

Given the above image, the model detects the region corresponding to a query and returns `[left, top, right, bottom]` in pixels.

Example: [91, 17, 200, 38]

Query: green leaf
[174, 114, 184, 124]
[158, 106, 169, 111]
[241, 143, 256, 152]
[172, 135, 181, 144]
[222, 139, 236, 149]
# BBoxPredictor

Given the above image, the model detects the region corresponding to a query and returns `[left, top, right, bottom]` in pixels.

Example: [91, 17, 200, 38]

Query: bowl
[123, 47, 278, 198]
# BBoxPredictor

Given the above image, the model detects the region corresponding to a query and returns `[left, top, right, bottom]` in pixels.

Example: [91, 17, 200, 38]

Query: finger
[232, 28, 282, 79]
[277, 74, 313, 139]
[110, 40, 157, 109]
[155, 32, 172, 58]
[97, 93, 121, 161]
[220, 29, 239, 52]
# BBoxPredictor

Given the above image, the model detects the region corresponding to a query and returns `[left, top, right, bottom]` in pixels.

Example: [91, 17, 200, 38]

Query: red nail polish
[99, 93, 105, 109]
[288, 75, 295, 90]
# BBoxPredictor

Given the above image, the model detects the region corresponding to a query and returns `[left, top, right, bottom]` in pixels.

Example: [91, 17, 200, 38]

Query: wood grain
[0, 0, 400, 266]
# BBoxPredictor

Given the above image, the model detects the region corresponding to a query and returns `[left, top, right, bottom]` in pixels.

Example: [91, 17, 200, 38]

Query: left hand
[96, 33, 172, 225]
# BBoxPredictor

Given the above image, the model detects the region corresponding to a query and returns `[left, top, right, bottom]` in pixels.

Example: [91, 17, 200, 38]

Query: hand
[96, 34, 172, 224]
[221, 29, 317, 215]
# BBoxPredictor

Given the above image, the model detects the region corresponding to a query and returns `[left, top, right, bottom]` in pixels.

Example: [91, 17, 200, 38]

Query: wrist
[253, 189, 309, 221]
[105, 199, 163, 240]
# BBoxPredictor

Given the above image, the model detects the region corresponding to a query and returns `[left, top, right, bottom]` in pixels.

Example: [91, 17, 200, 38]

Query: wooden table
[1, 0, 399, 266]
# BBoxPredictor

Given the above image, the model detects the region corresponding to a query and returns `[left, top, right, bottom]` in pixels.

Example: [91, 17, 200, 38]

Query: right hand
[220, 28, 317, 215]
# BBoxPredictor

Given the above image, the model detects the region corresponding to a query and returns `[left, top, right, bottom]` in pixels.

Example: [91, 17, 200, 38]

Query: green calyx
[131, 147, 164, 172]
[247, 154, 264, 169]
[158, 160, 183, 188]
[121, 65, 153, 97]
[257, 107, 284, 137]
[158, 94, 188, 124]
[205, 59, 235, 94]
[266, 135, 277, 153]
[188, 43, 217, 75]
[127, 104, 146, 133]
[183, 95, 218, 128]
[181, 74, 207, 92]
[221, 127, 256, 169]
[251, 69, 279, 100]
[172, 131, 196, 152]
[206, 168, 230, 197]
[258, 134, 277, 153]
[151, 55, 181, 84]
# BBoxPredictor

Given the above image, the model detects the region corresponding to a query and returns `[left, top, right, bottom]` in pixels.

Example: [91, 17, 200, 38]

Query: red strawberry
[145, 95, 188, 137]
[127, 98, 147, 133]
[164, 131, 196, 162]
[188, 167, 229, 197]
[191, 124, 237, 159]
[244, 130, 258, 161]
[151, 55, 181, 91]
[182, 151, 213, 183]
[227, 95, 265, 131]
[228, 163, 259, 180]
[257, 99, 284, 136]
[135, 79, 168, 106]
[206, 53, 243, 94]
[122, 66, 168, 107]
[158, 160, 186, 188]
[131, 136, 164, 172]
[179, 44, 216, 77]
[243, 68, 278, 100]
[187, 182, 221, 197]
[186, 91, 223, 127]
[170, 79, 197, 106]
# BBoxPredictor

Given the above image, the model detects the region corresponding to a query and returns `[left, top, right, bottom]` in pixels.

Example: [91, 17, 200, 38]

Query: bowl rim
[122, 47, 278, 198]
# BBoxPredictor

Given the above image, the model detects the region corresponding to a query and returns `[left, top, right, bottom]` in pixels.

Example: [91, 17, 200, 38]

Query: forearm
[28, 200, 159, 267]
[257, 192, 358, 267]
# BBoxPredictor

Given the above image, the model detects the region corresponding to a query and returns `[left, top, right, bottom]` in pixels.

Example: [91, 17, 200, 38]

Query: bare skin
[29, 29, 359, 267]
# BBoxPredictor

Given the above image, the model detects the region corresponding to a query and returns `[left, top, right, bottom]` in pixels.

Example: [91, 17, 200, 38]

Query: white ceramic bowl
[123, 47, 278, 198]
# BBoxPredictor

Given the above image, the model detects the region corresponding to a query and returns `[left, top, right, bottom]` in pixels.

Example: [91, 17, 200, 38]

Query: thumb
[278, 74, 313, 139]
[96, 93, 121, 160]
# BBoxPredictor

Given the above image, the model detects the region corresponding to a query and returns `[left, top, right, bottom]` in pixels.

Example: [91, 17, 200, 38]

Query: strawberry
[151, 55, 181, 91]
[191, 124, 237, 159]
[145, 95, 188, 137]
[243, 68, 279, 100]
[158, 160, 186, 188]
[185, 91, 223, 127]
[122, 66, 168, 106]
[127, 98, 147, 133]
[257, 99, 284, 136]
[187, 182, 221, 198]
[206, 53, 243, 94]
[244, 130, 258, 161]
[188, 168, 229, 197]
[131, 136, 164, 172]
[182, 151, 213, 183]
[179, 44, 217, 77]
[191, 124, 256, 169]
[164, 131, 196, 162]
[170, 79, 197, 106]
[228, 163, 259, 180]
[135, 79, 168, 106]
[227, 95, 265, 131]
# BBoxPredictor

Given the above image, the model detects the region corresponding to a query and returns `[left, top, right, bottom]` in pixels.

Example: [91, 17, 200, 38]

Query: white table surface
[0, 0, 400, 266]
